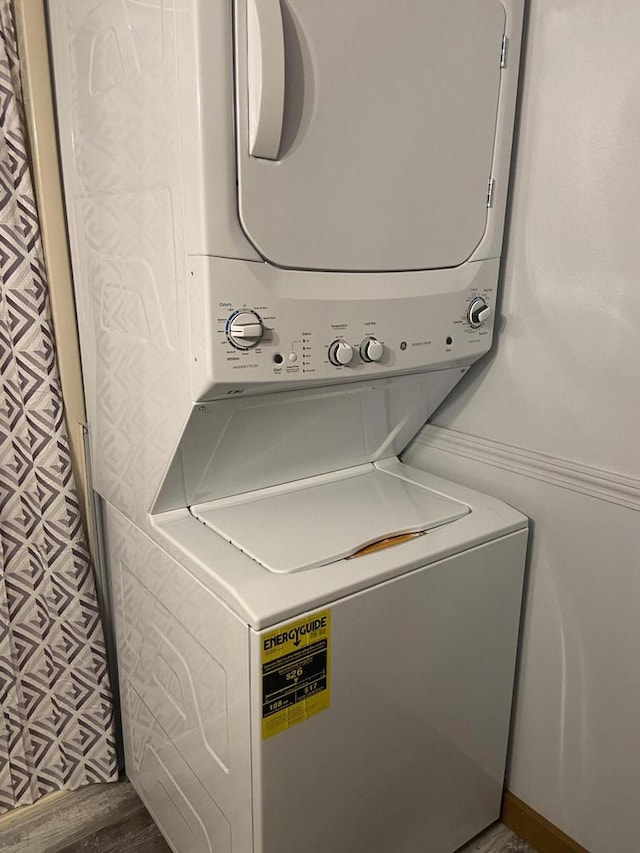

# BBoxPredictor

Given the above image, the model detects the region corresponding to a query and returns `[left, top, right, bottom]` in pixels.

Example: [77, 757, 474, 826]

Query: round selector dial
[360, 337, 385, 363]
[467, 297, 492, 329]
[328, 340, 355, 366]
[227, 310, 264, 349]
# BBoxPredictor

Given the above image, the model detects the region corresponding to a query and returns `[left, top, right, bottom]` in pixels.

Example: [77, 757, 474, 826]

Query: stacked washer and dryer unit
[49, 1, 526, 851]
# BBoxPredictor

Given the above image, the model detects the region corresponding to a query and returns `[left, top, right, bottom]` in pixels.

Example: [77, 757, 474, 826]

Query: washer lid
[190, 463, 470, 574]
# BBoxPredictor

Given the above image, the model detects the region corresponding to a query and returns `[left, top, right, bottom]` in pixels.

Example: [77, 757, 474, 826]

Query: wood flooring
[459, 822, 537, 853]
[0, 781, 537, 853]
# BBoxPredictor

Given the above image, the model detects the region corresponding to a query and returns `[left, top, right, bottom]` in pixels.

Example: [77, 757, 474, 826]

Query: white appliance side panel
[234, 0, 509, 271]
[48, 0, 194, 524]
[251, 530, 527, 853]
[104, 504, 253, 853]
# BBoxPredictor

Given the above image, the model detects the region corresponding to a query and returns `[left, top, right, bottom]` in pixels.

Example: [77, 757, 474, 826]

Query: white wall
[405, 2, 640, 851]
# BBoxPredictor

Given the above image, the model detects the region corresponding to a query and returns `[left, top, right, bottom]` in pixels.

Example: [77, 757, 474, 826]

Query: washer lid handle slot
[346, 531, 427, 560]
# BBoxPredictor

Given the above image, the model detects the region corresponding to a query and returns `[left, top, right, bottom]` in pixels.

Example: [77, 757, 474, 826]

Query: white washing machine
[104, 457, 527, 853]
[47, 0, 527, 851]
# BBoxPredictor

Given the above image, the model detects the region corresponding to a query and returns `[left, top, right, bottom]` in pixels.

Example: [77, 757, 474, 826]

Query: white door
[235, 0, 507, 272]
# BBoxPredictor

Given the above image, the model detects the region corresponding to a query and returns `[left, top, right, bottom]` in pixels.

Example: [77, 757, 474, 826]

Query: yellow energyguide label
[261, 609, 330, 739]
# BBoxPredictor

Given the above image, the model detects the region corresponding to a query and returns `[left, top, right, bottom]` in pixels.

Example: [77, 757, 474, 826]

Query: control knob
[227, 311, 264, 348]
[328, 340, 354, 366]
[467, 298, 492, 329]
[360, 337, 385, 363]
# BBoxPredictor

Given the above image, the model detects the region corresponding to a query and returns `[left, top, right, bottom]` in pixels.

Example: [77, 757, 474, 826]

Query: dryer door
[234, 0, 507, 272]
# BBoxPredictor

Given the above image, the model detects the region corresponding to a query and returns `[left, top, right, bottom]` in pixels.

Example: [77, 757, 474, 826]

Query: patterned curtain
[0, 0, 117, 811]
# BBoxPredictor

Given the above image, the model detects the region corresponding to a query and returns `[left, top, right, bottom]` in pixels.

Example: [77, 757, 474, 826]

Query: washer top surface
[154, 460, 528, 628]
[191, 463, 470, 573]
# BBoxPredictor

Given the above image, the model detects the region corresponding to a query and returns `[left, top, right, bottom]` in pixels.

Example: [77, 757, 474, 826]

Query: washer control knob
[360, 337, 385, 363]
[467, 298, 492, 329]
[328, 340, 355, 366]
[227, 311, 264, 348]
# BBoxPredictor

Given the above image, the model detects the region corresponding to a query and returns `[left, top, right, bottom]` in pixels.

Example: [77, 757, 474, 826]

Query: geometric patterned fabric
[0, 0, 117, 812]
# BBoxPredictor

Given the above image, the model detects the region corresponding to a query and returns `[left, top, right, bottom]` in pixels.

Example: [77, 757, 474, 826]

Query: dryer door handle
[247, 0, 285, 160]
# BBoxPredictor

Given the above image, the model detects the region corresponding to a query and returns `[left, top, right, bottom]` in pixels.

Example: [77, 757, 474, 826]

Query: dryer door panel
[234, 0, 506, 272]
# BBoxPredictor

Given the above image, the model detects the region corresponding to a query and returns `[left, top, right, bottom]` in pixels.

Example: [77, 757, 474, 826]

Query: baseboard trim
[416, 425, 640, 511]
[502, 792, 588, 853]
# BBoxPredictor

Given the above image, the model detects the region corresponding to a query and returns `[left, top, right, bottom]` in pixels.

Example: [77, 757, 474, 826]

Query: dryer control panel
[190, 256, 499, 400]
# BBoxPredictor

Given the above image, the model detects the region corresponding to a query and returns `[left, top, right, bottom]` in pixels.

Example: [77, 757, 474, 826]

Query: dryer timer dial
[467, 298, 492, 329]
